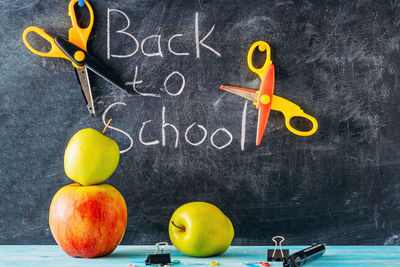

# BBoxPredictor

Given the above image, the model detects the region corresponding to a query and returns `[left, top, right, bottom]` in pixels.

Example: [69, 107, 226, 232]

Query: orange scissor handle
[22, 26, 69, 60]
[68, 0, 94, 51]
[247, 41, 273, 80]
[271, 95, 318, 136]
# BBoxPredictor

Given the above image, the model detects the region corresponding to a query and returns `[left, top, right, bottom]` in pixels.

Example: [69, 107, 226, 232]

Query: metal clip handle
[272, 236, 285, 258]
[155, 242, 169, 254]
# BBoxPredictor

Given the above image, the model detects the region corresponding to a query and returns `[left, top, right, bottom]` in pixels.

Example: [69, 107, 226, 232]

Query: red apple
[49, 183, 127, 258]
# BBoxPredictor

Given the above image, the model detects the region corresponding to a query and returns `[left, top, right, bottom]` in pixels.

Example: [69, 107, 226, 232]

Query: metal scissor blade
[54, 37, 131, 95]
[74, 67, 95, 117]
[220, 85, 258, 101]
[84, 54, 130, 95]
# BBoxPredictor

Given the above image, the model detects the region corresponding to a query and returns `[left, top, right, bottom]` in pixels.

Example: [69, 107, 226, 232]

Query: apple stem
[171, 221, 185, 231]
[102, 119, 112, 135]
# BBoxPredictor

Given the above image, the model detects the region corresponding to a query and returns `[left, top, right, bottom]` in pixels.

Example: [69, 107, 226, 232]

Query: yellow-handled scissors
[22, 0, 129, 116]
[220, 41, 318, 145]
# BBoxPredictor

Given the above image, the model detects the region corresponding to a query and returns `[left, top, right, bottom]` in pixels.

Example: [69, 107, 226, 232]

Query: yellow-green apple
[169, 202, 234, 257]
[64, 128, 119, 185]
[49, 183, 127, 258]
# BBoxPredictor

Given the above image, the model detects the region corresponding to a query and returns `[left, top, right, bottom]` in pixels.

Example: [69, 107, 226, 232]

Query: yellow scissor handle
[22, 26, 69, 59]
[22, 26, 83, 68]
[247, 41, 273, 80]
[68, 0, 94, 51]
[271, 95, 318, 136]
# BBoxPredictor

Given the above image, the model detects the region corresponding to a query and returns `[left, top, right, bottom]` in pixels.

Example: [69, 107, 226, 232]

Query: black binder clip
[267, 236, 289, 262]
[145, 242, 171, 266]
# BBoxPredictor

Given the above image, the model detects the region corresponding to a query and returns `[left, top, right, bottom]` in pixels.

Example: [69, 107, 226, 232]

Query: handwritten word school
[104, 9, 248, 153]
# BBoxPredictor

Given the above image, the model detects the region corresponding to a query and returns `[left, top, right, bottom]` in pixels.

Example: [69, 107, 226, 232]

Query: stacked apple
[49, 123, 127, 258]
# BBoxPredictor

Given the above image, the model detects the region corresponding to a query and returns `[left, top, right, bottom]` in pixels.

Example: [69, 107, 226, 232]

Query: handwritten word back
[107, 10, 221, 59]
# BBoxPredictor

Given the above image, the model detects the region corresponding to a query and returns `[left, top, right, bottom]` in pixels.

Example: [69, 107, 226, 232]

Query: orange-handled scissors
[22, 0, 129, 116]
[220, 41, 318, 145]
[22, 0, 94, 68]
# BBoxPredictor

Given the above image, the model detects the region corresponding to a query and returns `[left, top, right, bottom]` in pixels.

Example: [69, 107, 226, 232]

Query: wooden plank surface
[0, 246, 400, 266]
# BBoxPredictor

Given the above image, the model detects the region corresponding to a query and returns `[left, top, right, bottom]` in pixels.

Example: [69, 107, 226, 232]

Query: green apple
[169, 202, 234, 257]
[64, 128, 119, 186]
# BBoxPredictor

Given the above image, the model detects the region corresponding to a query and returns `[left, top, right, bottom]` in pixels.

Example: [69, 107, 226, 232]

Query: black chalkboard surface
[1, 0, 400, 246]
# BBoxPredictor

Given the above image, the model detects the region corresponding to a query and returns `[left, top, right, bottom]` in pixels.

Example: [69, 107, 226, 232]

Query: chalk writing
[241, 101, 248, 151]
[163, 71, 185, 96]
[107, 10, 220, 58]
[141, 35, 163, 58]
[139, 120, 160, 146]
[210, 128, 233, 149]
[168, 34, 189, 56]
[102, 102, 242, 152]
[107, 9, 139, 59]
[102, 102, 133, 154]
[162, 106, 179, 148]
[104, 9, 238, 153]
[126, 66, 161, 97]
[195, 12, 221, 58]
[185, 123, 208, 146]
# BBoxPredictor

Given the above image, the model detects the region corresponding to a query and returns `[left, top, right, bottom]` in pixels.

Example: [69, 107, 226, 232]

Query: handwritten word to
[126, 66, 185, 97]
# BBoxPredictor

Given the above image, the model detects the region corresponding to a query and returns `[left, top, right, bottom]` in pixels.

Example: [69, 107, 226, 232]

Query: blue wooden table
[0, 246, 399, 266]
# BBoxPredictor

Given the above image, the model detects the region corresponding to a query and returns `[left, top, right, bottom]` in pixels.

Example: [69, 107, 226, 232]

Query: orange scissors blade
[256, 64, 275, 146]
[68, 0, 94, 51]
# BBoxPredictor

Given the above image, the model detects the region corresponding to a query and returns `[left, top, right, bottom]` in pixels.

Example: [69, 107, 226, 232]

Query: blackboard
[1, 0, 400, 246]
